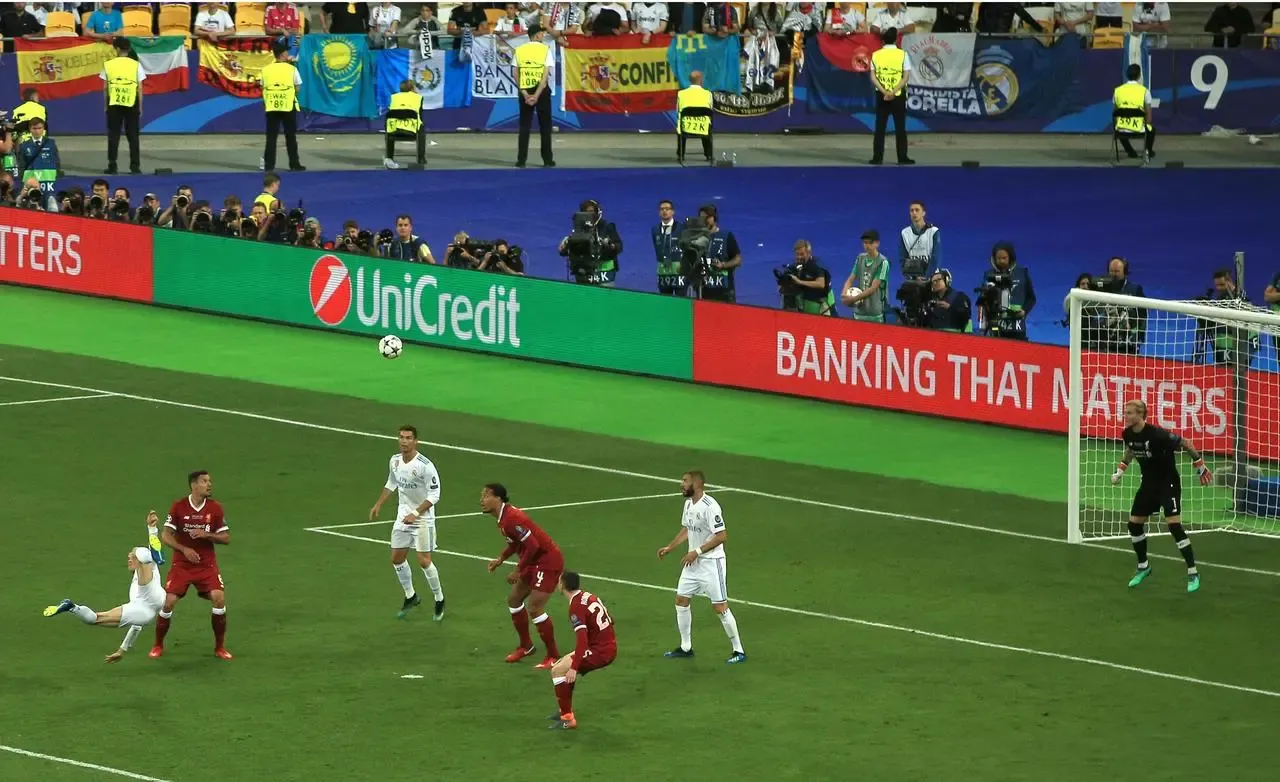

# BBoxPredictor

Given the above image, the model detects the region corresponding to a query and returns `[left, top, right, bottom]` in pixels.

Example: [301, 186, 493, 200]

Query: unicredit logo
[310, 255, 351, 326]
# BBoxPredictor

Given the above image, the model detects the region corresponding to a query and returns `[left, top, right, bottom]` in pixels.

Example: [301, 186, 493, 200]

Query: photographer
[653, 199, 686, 295]
[778, 240, 834, 315]
[107, 186, 133, 222]
[333, 220, 374, 255]
[158, 184, 194, 229]
[558, 199, 623, 287]
[975, 241, 1035, 340]
[1089, 256, 1147, 354]
[17, 117, 58, 204]
[478, 239, 526, 276]
[445, 231, 483, 269]
[689, 204, 739, 301]
[383, 214, 436, 263]
[136, 192, 160, 225]
[842, 229, 891, 323]
[216, 195, 243, 236]
[296, 217, 326, 249]
[18, 175, 52, 211]
[0, 115, 14, 178]
[924, 269, 972, 332]
[188, 200, 216, 234]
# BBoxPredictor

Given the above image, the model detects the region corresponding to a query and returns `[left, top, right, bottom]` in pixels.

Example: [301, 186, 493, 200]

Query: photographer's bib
[703, 235, 733, 290]
[574, 259, 616, 286]
[653, 224, 685, 292]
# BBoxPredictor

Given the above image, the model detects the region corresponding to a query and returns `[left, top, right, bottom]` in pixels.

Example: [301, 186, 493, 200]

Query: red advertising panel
[0, 210, 153, 302]
[693, 302, 1280, 460]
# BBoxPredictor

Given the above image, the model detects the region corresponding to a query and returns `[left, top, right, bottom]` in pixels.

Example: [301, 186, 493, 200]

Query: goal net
[1066, 288, 1280, 542]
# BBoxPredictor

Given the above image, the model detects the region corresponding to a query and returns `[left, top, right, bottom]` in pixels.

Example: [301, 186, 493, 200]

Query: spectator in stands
[27, 3, 52, 29]
[1205, 3, 1255, 48]
[194, 2, 236, 42]
[782, 3, 824, 34]
[402, 4, 442, 49]
[448, 2, 489, 49]
[825, 4, 867, 35]
[747, 2, 784, 35]
[494, 3, 524, 36]
[542, 2, 584, 40]
[932, 3, 974, 33]
[479, 240, 527, 275]
[668, 3, 706, 34]
[701, 3, 737, 37]
[924, 270, 972, 333]
[977, 3, 1042, 34]
[2, 3, 43, 51]
[1131, 2, 1171, 48]
[322, 1, 369, 34]
[265, 2, 303, 36]
[370, 1, 402, 47]
[586, 3, 630, 35]
[1095, 3, 1124, 28]
[631, 2, 670, 44]
[1054, 3, 1095, 35]
[870, 2, 914, 36]
[517, 3, 544, 31]
[83, 1, 123, 40]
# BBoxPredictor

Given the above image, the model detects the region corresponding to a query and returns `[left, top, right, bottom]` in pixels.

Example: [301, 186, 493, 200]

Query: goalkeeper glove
[1193, 458, 1213, 486]
[1111, 462, 1127, 485]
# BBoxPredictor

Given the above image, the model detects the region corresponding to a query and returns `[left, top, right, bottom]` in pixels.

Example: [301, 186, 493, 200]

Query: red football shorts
[577, 646, 616, 675]
[520, 563, 563, 593]
[165, 565, 224, 597]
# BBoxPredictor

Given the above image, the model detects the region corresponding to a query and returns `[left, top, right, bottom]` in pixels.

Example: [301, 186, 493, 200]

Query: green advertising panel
[153, 231, 693, 379]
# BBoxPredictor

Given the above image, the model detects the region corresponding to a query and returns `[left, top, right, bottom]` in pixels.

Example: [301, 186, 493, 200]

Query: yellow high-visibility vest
[677, 85, 713, 136]
[515, 41, 549, 91]
[254, 191, 277, 210]
[262, 61, 299, 113]
[12, 100, 46, 125]
[871, 46, 907, 97]
[1113, 82, 1149, 133]
[104, 57, 139, 107]
[386, 91, 423, 135]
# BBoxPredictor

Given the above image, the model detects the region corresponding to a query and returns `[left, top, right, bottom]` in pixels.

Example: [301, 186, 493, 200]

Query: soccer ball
[378, 335, 403, 359]
[844, 286, 862, 301]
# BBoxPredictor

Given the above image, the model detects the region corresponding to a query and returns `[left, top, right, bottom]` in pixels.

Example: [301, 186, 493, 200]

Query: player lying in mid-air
[1112, 399, 1212, 593]
[44, 542, 166, 663]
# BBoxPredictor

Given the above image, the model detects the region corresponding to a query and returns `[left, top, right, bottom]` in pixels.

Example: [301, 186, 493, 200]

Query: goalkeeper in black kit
[1112, 400, 1212, 593]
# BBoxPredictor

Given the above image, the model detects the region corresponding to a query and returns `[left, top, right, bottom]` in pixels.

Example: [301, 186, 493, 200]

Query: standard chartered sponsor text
[354, 268, 521, 346]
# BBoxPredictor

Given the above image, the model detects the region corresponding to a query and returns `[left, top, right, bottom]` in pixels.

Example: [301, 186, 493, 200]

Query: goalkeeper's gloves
[1111, 463, 1127, 485]
[1193, 458, 1213, 486]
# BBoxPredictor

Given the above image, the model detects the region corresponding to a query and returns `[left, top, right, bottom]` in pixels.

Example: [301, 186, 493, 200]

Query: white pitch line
[0, 744, 173, 782]
[303, 526, 1280, 700]
[1, 374, 1277, 579]
[318, 492, 684, 530]
[0, 392, 115, 407]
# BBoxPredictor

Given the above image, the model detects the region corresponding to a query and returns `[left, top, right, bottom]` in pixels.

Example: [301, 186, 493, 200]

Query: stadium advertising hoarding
[0, 209, 154, 302]
[151, 231, 692, 380]
[692, 302, 1280, 460]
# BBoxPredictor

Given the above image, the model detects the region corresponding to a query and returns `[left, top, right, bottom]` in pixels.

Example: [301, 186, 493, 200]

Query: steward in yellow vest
[1113, 63, 1155, 161]
[12, 89, 46, 142]
[261, 40, 305, 172]
[384, 81, 426, 168]
[514, 25, 555, 168]
[102, 38, 143, 174]
[676, 73, 714, 165]
[868, 27, 914, 165]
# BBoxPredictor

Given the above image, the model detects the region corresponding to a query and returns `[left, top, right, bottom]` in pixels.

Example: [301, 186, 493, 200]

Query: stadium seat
[120, 7, 155, 37]
[1264, 26, 1280, 49]
[1120, 2, 1136, 30]
[484, 8, 505, 26]
[158, 4, 192, 36]
[1091, 27, 1125, 48]
[236, 3, 267, 35]
[43, 10, 77, 37]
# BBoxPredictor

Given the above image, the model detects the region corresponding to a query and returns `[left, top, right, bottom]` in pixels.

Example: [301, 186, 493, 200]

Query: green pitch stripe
[0, 286, 1064, 501]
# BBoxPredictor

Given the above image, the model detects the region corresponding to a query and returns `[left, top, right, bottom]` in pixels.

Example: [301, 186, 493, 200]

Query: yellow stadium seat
[1120, 2, 1136, 31]
[236, 3, 267, 35]
[44, 10, 77, 37]
[120, 7, 154, 37]
[484, 8, 505, 26]
[1264, 26, 1280, 50]
[158, 4, 191, 36]
[1092, 27, 1125, 49]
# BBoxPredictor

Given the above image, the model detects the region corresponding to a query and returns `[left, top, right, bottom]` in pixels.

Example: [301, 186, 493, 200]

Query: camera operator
[188, 200, 216, 234]
[445, 231, 483, 269]
[1087, 256, 1147, 354]
[558, 199, 623, 287]
[382, 214, 436, 263]
[1194, 269, 1257, 366]
[478, 239, 526, 275]
[136, 192, 160, 225]
[296, 217, 326, 249]
[107, 186, 133, 222]
[777, 240, 834, 315]
[215, 195, 243, 236]
[924, 269, 972, 332]
[158, 184, 194, 228]
[842, 229, 891, 323]
[975, 241, 1035, 340]
[18, 175, 52, 211]
[653, 199, 686, 295]
[16, 118, 58, 205]
[685, 204, 739, 301]
[333, 220, 371, 255]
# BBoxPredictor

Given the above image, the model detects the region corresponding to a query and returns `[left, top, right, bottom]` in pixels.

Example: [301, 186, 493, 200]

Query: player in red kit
[149, 471, 233, 660]
[547, 572, 616, 731]
[481, 483, 563, 669]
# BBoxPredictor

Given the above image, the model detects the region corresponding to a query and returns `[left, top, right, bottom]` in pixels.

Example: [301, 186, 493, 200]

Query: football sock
[532, 612, 560, 658]
[155, 610, 172, 645]
[552, 677, 574, 717]
[211, 607, 227, 648]
[393, 562, 414, 598]
[676, 605, 692, 651]
[1169, 523, 1197, 571]
[510, 604, 533, 648]
[120, 624, 142, 651]
[1128, 522, 1148, 568]
[718, 608, 743, 654]
[72, 604, 97, 624]
[422, 563, 444, 601]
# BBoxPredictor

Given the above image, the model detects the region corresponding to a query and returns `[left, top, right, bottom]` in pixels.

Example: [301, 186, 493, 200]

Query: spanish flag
[197, 38, 276, 98]
[16, 36, 188, 100]
[563, 34, 679, 114]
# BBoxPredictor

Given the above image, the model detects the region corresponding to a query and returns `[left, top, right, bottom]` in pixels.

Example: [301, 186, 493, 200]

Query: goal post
[1066, 287, 1280, 543]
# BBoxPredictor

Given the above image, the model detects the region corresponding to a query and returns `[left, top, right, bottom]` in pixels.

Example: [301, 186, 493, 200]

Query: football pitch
[2, 288, 1280, 782]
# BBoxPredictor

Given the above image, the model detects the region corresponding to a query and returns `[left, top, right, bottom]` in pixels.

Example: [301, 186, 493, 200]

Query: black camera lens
[175, 194, 190, 208]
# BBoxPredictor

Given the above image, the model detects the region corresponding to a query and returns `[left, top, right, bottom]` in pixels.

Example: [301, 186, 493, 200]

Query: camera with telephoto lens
[893, 278, 932, 327]
[773, 262, 804, 310]
[136, 203, 156, 224]
[19, 186, 43, 210]
[334, 234, 356, 251]
[174, 193, 190, 210]
[238, 216, 258, 238]
[377, 228, 395, 253]
[86, 194, 106, 219]
[190, 211, 214, 233]
[219, 206, 241, 232]
[355, 229, 374, 251]
[108, 197, 131, 221]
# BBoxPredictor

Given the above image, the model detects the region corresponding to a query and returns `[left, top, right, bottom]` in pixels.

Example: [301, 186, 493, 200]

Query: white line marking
[321, 493, 684, 530]
[303, 527, 1280, 700]
[1, 374, 1276, 579]
[0, 393, 115, 407]
[0, 745, 173, 782]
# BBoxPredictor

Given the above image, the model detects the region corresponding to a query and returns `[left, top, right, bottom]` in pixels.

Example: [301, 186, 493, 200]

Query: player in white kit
[657, 470, 747, 664]
[369, 425, 445, 620]
[44, 542, 167, 663]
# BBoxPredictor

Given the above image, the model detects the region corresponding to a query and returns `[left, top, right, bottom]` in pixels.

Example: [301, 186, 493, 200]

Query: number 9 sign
[1190, 55, 1229, 111]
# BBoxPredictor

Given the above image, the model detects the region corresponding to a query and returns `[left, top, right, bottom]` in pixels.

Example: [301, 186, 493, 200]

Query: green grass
[3, 348, 1280, 782]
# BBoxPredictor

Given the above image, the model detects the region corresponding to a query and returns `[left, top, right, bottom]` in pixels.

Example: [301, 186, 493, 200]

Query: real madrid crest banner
[562, 34, 678, 114]
[902, 33, 976, 90]
[198, 38, 277, 98]
[298, 34, 378, 119]
[17, 36, 189, 100]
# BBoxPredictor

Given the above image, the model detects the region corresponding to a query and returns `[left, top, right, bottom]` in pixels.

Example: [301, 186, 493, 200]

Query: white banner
[902, 33, 976, 90]
[410, 49, 445, 111]
[471, 35, 557, 99]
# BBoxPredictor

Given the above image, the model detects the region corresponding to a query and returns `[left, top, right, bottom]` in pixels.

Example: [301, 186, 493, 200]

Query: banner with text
[563, 34, 678, 113]
[692, 302, 1280, 461]
[16, 36, 187, 100]
[904, 33, 976, 90]
[470, 35, 557, 99]
[712, 33, 796, 118]
[0, 210, 153, 302]
[152, 231, 691, 379]
[197, 38, 277, 98]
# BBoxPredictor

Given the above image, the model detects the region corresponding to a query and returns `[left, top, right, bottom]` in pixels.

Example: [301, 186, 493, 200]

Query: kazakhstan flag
[298, 34, 377, 118]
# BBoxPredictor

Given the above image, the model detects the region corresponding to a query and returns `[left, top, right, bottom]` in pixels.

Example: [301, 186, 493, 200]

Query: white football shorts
[390, 520, 437, 552]
[676, 557, 729, 604]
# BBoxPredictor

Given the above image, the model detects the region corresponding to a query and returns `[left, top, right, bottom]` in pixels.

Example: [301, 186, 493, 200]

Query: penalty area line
[304, 526, 1280, 701]
[313, 492, 687, 530]
[0, 744, 173, 782]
